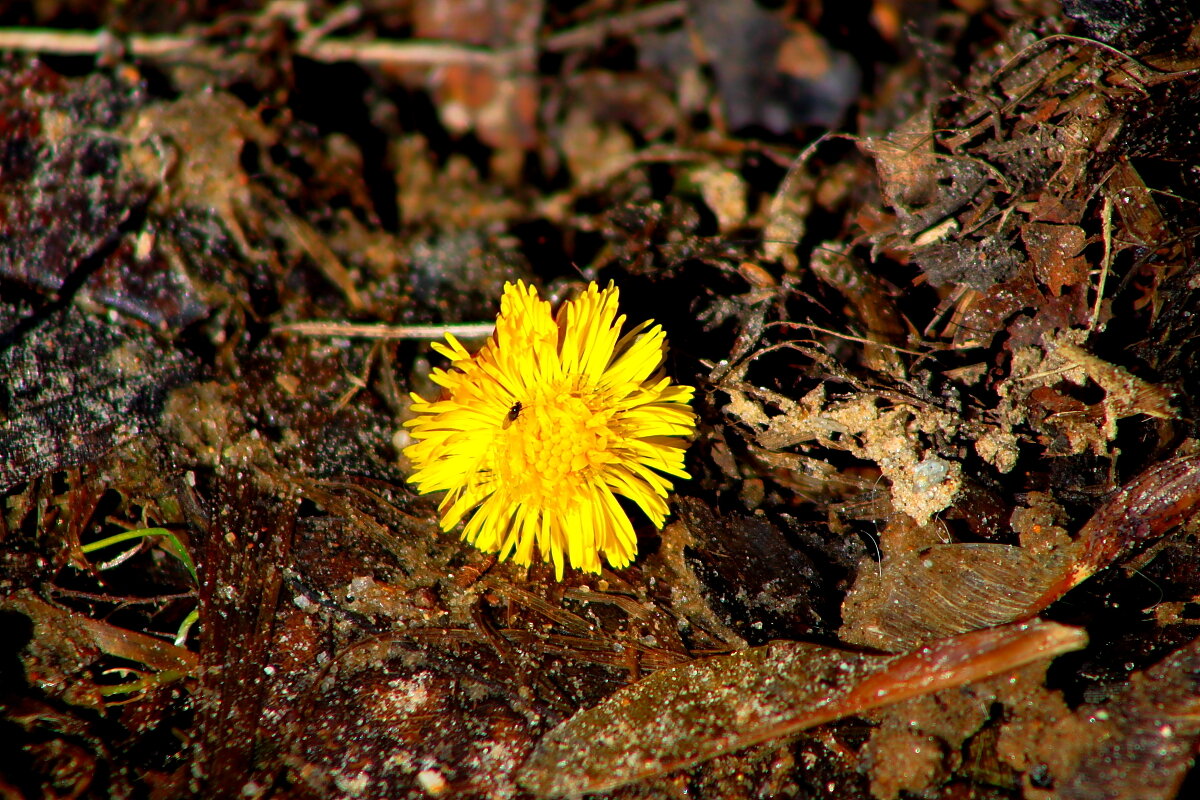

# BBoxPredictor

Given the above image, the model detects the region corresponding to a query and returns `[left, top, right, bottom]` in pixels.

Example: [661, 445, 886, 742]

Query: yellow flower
[404, 280, 696, 579]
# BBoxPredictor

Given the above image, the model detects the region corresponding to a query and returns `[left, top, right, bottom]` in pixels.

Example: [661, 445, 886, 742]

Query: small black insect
[502, 401, 523, 429]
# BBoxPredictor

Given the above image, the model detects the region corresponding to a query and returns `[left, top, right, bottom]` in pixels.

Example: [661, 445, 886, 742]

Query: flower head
[404, 280, 695, 579]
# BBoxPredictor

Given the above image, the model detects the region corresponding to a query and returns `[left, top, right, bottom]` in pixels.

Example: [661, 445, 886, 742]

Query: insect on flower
[403, 280, 696, 579]
[502, 401, 523, 430]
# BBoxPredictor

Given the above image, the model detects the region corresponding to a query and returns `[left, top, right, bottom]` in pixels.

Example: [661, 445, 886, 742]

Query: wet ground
[3, 1, 1200, 798]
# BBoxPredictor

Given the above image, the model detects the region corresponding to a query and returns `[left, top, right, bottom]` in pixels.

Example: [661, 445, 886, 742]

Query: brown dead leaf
[860, 110, 939, 216]
[840, 542, 1073, 652]
[1052, 635, 1200, 800]
[1022, 221, 1088, 296]
[4, 590, 198, 710]
[518, 620, 1086, 797]
[1105, 158, 1168, 247]
[1055, 341, 1176, 422]
[843, 452, 1200, 655]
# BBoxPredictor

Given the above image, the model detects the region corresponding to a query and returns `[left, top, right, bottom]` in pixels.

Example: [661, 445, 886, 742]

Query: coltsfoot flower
[404, 280, 696, 579]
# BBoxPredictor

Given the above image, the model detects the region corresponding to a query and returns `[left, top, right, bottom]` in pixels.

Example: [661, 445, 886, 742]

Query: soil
[3, 2, 1200, 798]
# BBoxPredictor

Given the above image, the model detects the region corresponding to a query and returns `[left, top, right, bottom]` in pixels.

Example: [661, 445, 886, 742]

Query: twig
[990, 32, 1200, 92]
[275, 320, 494, 340]
[772, 321, 928, 357]
[541, 1, 685, 52]
[0, 28, 176, 57]
[303, 37, 517, 67]
[0, 2, 688, 68]
[0, 27, 516, 67]
[1090, 194, 1113, 332]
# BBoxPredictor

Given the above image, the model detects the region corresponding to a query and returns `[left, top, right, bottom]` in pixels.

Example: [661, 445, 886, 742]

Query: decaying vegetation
[3, 1, 1200, 798]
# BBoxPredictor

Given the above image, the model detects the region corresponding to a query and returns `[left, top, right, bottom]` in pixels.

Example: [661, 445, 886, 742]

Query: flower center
[495, 388, 615, 508]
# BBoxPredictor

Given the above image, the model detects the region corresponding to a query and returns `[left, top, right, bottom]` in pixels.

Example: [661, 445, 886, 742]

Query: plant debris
[4, 2, 1200, 798]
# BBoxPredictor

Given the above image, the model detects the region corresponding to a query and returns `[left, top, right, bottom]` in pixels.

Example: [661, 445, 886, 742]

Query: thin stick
[304, 38, 513, 67]
[0, 3, 688, 67]
[275, 321, 494, 340]
[771, 321, 928, 357]
[0, 27, 514, 67]
[541, 2, 685, 52]
[1090, 195, 1113, 332]
[0, 28, 133, 55]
